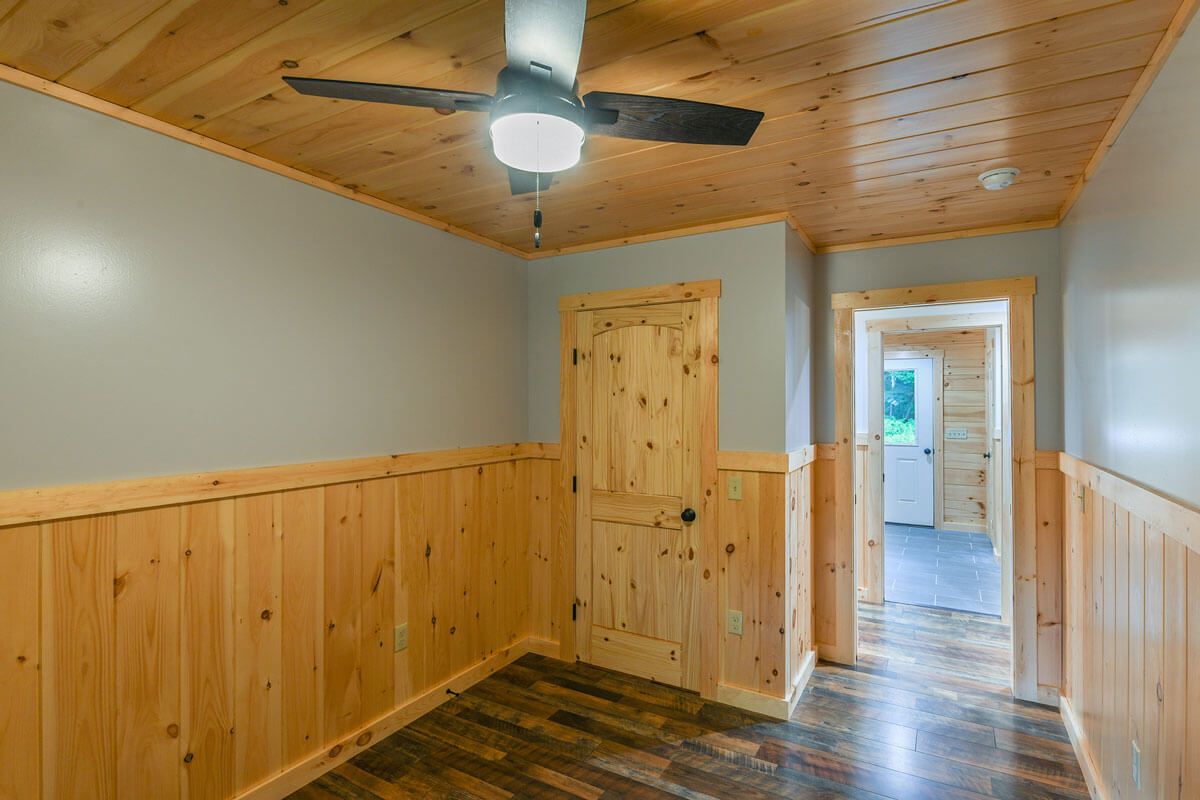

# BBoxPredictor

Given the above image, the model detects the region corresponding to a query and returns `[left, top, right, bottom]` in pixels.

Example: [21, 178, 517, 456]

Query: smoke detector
[978, 167, 1020, 191]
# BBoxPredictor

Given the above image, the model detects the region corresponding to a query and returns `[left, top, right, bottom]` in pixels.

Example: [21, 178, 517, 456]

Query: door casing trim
[830, 277, 1040, 703]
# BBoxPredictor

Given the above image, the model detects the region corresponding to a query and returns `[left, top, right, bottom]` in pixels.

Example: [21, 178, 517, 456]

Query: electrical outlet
[394, 623, 408, 652]
[727, 475, 743, 501]
[1132, 740, 1141, 789]
[727, 609, 744, 636]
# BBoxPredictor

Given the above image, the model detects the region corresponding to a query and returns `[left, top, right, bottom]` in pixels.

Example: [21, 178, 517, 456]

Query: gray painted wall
[812, 228, 1063, 448]
[0, 81, 528, 489]
[526, 223, 790, 451]
[785, 227, 814, 451]
[1060, 20, 1200, 507]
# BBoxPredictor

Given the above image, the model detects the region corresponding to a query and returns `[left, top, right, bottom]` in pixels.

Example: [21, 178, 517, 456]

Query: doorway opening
[855, 302, 1012, 620]
[830, 277, 1039, 701]
[878, 320, 1006, 617]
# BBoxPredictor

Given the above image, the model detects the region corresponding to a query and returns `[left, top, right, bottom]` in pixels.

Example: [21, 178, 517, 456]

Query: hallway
[292, 603, 1087, 799]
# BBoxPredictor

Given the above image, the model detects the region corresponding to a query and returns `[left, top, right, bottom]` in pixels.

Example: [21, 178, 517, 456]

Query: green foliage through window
[884, 368, 916, 445]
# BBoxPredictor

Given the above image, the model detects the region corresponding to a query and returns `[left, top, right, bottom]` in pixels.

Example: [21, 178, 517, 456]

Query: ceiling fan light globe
[490, 112, 584, 173]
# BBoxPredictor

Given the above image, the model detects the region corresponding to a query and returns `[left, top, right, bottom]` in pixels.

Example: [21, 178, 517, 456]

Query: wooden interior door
[574, 300, 710, 690]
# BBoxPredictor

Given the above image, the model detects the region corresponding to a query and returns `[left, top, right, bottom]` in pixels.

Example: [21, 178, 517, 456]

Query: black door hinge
[573, 348, 578, 365]
[572, 603, 577, 621]
[572, 475, 577, 493]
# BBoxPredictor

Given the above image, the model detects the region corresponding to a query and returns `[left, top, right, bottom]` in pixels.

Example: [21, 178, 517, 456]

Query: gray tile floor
[884, 523, 1001, 616]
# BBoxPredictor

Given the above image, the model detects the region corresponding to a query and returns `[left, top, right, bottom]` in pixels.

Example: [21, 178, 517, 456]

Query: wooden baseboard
[787, 650, 817, 718]
[815, 640, 854, 666]
[717, 652, 815, 721]
[523, 637, 561, 658]
[1036, 685, 1061, 708]
[236, 638, 539, 800]
[1059, 696, 1105, 800]
[716, 683, 791, 719]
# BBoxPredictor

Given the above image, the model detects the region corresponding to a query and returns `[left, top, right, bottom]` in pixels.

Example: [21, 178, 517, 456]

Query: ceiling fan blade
[504, 0, 586, 91]
[508, 167, 553, 195]
[583, 92, 764, 146]
[282, 76, 493, 112]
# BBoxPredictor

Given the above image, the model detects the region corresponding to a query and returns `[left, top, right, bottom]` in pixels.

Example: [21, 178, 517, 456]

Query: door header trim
[832, 276, 1035, 310]
[559, 280, 721, 312]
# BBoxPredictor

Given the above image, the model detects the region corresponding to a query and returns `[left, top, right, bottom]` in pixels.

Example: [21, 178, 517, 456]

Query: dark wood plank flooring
[291, 603, 1087, 799]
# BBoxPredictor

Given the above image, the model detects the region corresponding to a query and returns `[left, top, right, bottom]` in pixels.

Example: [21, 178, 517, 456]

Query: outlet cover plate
[394, 623, 408, 652]
[945, 428, 969, 440]
[727, 475, 743, 501]
[727, 609, 744, 636]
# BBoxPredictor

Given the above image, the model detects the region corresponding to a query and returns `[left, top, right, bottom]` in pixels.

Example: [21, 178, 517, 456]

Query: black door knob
[923, 448, 933, 455]
[681, 508, 697, 523]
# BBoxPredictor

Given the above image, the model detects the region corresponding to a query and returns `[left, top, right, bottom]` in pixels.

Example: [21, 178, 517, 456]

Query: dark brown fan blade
[505, 0, 586, 92]
[282, 76, 493, 112]
[583, 92, 763, 146]
[508, 168, 552, 195]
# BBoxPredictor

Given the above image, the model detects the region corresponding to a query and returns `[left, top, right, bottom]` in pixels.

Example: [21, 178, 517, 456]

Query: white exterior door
[884, 357, 935, 526]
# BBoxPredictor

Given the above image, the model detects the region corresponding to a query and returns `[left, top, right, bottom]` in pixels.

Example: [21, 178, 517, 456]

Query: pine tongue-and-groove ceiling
[0, 0, 1193, 257]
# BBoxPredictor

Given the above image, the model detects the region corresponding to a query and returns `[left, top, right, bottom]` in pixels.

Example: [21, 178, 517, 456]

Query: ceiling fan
[282, 0, 764, 246]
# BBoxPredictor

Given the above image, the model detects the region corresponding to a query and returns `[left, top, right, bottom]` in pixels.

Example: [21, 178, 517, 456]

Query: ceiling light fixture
[488, 82, 586, 174]
[490, 112, 584, 173]
[978, 166, 1020, 191]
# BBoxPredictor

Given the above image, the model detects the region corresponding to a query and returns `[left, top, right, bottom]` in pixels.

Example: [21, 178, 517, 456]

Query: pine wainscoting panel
[0, 445, 560, 800]
[0, 441, 822, 797]
[1059, 452, 1200, 800]
[715, 448, 817, 718]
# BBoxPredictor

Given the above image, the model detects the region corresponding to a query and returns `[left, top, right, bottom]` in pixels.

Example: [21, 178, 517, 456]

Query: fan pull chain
[534, 174, 542, 249]
[533, 119, 543, 248]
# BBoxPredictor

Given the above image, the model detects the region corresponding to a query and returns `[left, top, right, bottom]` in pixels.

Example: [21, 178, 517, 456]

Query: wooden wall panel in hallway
[715, 453, 816, 715]
[1060, 452, 1200, 800]
[0, 444, 557, 800]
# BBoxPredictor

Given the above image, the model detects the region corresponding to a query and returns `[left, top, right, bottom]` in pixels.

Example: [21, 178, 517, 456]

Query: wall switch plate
[727, 609, 744, 636]
[394, 623, 408, 652]
[945, 428, 969, 440]
[727, 475, 743, 501]
[1132, 740, 1141, 789]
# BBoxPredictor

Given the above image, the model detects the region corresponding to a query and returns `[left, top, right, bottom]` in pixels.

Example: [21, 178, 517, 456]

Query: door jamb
[830, 277, 1039, 702]
[557, 279, 722, 699]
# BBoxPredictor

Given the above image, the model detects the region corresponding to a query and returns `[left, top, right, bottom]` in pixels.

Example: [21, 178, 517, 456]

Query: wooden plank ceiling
[0, 0, 1189, 255]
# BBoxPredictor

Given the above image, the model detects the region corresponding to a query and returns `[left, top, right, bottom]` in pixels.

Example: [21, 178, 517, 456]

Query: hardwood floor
[291, 603, 1088, 799]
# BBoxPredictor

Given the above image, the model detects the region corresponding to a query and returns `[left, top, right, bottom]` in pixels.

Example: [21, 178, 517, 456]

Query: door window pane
[884, 369, 916, 445]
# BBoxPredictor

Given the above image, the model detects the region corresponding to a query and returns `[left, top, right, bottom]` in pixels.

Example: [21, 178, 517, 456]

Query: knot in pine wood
[725, 543, 735, 554]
